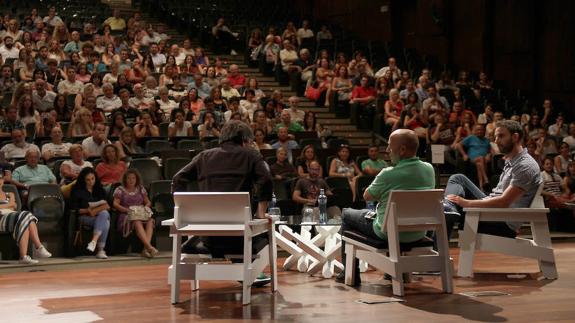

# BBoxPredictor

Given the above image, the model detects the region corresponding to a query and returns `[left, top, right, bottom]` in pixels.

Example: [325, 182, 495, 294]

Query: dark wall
[294, 0, 575, 108]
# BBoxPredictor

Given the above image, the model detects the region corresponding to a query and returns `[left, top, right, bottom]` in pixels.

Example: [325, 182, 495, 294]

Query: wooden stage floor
[2, 243, 575, 322]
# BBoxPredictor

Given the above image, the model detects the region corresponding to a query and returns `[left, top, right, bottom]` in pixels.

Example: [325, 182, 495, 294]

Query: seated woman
[60, 144, 93, 185]
[168, 109, 194, 138]
[96, 144, 127, 187]
[133, 111, 160, 139]
[0, 171, 52, 264]
[329, 145, 362, 200]
[253, 129, 272, 150]
[541, 157, 572, 209]
[303, 111, 331, 145]
[115, 127, 144, 159]
[555, 142, 572, 177]
[384, 88, 403, 130]
[250, 110, 273, 137]
[198, 111, 221, 139]
[68, 107, 95, 137]
[270, 147, 297, 180]
[112, 169, 158, 258]
[70, 168, 111, 259]
[297, 144, 323, 178]
[109, 112, 128, 137]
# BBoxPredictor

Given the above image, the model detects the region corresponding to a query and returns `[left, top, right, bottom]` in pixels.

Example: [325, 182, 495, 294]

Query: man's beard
[498, 141, 513, 154]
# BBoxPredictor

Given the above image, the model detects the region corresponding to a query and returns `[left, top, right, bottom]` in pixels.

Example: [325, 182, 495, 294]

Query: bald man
[336, 129, 436, 285]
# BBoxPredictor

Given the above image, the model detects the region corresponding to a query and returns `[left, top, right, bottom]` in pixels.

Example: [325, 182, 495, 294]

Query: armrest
[161, 218, 175, 226]
[463, 208, 549, 213]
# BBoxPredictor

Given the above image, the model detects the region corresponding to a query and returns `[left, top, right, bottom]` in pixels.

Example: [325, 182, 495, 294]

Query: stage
[1, 243, 575, 322]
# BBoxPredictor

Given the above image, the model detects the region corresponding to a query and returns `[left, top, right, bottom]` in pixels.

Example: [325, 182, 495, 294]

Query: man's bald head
[388, 129, 419, 161]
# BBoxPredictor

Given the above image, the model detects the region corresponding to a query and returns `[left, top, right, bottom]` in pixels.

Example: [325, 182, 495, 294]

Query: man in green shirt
[360, 144, 388, 176]
[273, 110, 304, 133]
[336, 129, 435, 285]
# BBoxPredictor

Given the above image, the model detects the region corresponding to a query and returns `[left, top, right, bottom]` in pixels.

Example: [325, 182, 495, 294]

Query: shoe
[19, 255, 39, 265]
[148, 247, 159, 257]
[182, 237, 211, 255]
[96, 250, 108, 259]
[230, 49, 238, 56]
[443, 199, 461, 217]
[142, 249, 152, 258]
[335, 271, 361, 286]
[86, 241, 97, 253]
[33, 245, 52, 259]
[252, 273, 271, 288]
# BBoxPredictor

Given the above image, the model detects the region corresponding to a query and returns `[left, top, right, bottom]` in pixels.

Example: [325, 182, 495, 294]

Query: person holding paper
[70, 168, 111, 259]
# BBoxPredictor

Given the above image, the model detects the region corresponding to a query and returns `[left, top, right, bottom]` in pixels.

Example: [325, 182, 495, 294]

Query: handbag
[128, 205, 153, 221]
[305, 85, 321, 101]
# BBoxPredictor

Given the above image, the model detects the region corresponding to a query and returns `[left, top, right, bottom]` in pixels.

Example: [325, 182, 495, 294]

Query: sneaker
[230, 49, 238, 56]
[86, 241, 97, 253]
[252, 273, 271, 288]
[443, 199, 461, 217]
[96, 250, 108, 259]
[33, 245, 52, 259]
[19, 255, 39, 265]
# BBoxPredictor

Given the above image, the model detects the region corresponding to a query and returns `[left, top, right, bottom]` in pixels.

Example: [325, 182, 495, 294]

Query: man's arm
[171, 155, 198, 192]
[447, 185, 526, 208]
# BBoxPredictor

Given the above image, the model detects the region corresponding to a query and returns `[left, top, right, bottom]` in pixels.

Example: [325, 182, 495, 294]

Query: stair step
[321, 119, 352, 125]
[333, 131, 372, 138]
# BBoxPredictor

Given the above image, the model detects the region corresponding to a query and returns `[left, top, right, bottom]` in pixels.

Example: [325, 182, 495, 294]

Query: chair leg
[344, 243, 356, 285]
[191, 280, 199, 291]
[243, 229, 253, 306]
[531, 221, 558, 279]
[269, 227, 278, 292]
[458, 213, 480, 278]
[170, 233, 182, 304]
[391, 276, 404, 296]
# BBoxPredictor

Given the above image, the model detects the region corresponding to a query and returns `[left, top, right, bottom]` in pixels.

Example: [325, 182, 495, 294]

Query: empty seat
[177, 139, 203, 150]
[129, 158, 163, 188]
[145, 139, 173, 154]
[164, 157, 192, 179]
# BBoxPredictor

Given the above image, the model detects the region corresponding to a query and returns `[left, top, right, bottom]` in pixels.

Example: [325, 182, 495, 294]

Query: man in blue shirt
[444, 120, 542, 239]
[456, 124, 492, 190]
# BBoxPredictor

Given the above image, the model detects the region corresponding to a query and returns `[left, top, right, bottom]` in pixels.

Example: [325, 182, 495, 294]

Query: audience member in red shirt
[226, 64, 246, 89]
[350, 75, 377, 107]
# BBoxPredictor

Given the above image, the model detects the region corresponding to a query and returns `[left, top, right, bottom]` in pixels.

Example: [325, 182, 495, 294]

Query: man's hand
[446, 194, 470, 208]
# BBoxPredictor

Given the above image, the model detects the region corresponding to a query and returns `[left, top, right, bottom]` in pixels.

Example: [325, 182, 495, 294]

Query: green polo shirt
[273, 122, 304, 133]
[367, 157, 435, 242]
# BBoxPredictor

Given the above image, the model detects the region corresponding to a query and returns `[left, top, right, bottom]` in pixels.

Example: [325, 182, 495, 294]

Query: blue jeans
[444, 174, 516, 238]
[80, 210, 110, 249]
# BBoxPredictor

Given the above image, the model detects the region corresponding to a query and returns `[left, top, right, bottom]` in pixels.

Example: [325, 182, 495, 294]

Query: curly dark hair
[73, 167, 106, 199]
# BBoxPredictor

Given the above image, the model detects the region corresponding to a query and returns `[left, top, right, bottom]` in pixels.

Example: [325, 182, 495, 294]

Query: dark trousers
[339, 208, 385, 273]
[445, 174, 517, 239]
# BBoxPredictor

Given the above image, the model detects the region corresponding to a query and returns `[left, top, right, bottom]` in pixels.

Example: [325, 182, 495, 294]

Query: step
[347, 138, 372, 147]
[321, 118, 352, 125]
[333, 131, 372, 138]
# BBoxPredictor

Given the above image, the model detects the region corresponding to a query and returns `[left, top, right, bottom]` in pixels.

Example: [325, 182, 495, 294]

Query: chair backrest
[381, 190, 445, 234]
[145, 139, 173, 154]
[164, 157, 192, 179]
[27, 183, 64, 211]
[2, 184, 21, 211]
[530, 182, 545, 208]
[129, 158, 163, 188]
[173, 192, 251, 228]
[326, 138, 350, 150]
[177, 139, 203, 151]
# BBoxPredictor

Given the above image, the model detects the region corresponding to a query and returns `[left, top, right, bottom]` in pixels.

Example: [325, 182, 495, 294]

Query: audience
[361, 145, 387, 177]
[96, 144, 127, 186]
[82, 123, 111, 157]
[270, 147, 298, 180]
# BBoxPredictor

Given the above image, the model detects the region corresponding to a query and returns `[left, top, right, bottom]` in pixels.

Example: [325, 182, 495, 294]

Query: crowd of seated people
[1, 3, 575, 266]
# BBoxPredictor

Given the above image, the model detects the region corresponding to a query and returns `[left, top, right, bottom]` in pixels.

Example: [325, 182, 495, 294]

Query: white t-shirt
[82, 137, 111, 157]
[168, 121, 193, 137]
[0, 45, 19, 60]
[0, 143, 40, 159]
[96, 95, 122, 112]
[41, 142, 72, 159]
[60, 159, 93, 183]
[57, 80, 84, 95]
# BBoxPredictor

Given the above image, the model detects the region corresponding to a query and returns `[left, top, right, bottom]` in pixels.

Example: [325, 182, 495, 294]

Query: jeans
[80, 210, 110, 249]
[444, 174, 516, 239]
[339, 208, 385, 273]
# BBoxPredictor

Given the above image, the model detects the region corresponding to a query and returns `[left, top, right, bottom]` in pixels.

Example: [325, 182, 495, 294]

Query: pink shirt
[96, 161, 127, 185]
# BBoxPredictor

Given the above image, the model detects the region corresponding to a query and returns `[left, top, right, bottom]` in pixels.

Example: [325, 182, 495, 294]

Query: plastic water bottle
[268, 193, 277, 211]
[318, 189, 328, 224]
[302, 205, 314, 223]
